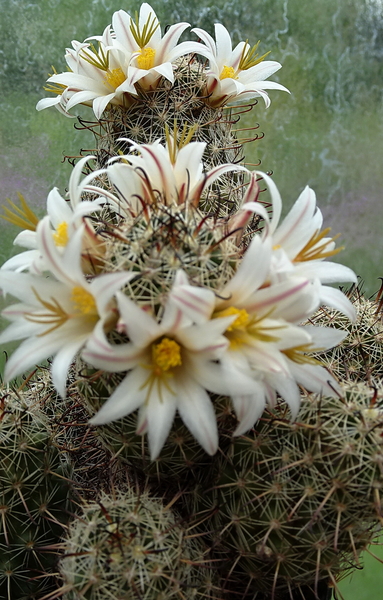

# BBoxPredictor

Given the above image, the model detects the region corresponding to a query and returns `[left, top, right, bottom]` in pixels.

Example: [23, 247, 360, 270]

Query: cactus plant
[0, 3, 381, 600]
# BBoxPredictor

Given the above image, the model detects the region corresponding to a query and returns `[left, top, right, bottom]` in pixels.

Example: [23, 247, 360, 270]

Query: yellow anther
[104, 68, 126, 90]
[27, 288, 69, 336]
[238, 41, 270, 71]
[283, 344, 320, 365]
[294, 228, 343, 262]
[165, 121, 198, 165]
[152, 337, 182, 372]
[220, 65, 236, 80]
[71, 286, 97, 315]
[130, 10, 160, 48]
[217, 306, 250, 331]
[2, 193, 39, 231]
[136, 47, 156, 70]
[53, 222, 69, 247]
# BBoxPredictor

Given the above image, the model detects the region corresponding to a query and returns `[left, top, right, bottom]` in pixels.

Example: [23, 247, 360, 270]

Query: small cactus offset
[59, 488, 218, 600]
[0, 380, 72, 600]
[309, 284, 383, 384]
[0, 3, 382, 600]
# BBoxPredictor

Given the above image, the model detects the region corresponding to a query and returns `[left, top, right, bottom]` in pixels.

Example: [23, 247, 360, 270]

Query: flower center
[53, 221, 69, 247]
[136, 47, 156, 70]
[104, 68, 126, 90]
[218, 306, 250, 331]
[140, 337, 182, 404]
[216, 306, 283, 350]
[71, 286, 97, 315]
[214, 306, 250, 350]
[152, 337, 182, 373]
[220, 65, 236, 80]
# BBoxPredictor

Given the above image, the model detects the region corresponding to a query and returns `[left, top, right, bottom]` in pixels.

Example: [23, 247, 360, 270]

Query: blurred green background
[1, 1, 383, 596]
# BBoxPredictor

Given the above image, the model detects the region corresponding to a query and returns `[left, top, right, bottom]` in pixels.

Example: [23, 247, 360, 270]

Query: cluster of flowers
[36, 2, 289, 118]
[0, 128, 356, 459]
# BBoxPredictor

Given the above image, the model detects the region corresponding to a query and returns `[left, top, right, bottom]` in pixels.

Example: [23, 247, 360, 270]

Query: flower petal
[220, 235, 272, 306]
[232, 386, 266, 436]
[147, 387, 177, 460]
[116, 291, 161, 345]
[156, 22, 190, 63]
[82, 323, 142, 372]
[89, 368, 147, 425]
[176, 377, 218, 455]
[90, 271, 136, 317]
[319, 286, 357, 321]
[170, 283, 216, 324]
[51, 336, 88, 397]
[295, 261, 357, 284]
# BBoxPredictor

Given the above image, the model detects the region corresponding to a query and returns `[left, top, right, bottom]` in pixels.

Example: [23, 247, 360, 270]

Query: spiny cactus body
[0, 384, 72, 600]
[98, 201, 242, 307]
[310, 285, 383, 384]
[186, 384, 383, 599]
[95, 58, 257, 171]
[59, 489, 218, 600]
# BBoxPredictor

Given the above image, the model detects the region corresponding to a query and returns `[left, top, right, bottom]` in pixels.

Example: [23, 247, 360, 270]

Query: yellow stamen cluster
[283, 344, 320, 365]
[2, 193, 39, 231]
[44, 66, 67, 95]
[294, 228, 343, 263]
[81, 42, 109, 71]
[215, 307, 251, 350]
[165, 122, 198, 165]
[216, 307, 283, 350]
[218, 306, 250, 331]
[27, 288, 69, 336]
[238, 40, 270, 71]
[136, 47, 156, 70]
[71, 286, 98, 315]
[220, 65, 236, 80]
[53, 222, 69, 247]
[105, 68, 126, 90]
[130, 11, 160, 48]
[152, 337, 182, 373]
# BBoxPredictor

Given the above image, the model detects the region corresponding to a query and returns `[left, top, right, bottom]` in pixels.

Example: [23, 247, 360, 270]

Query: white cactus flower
[37, 26, 136, 119]
[1, 156, 107, 274]
[170, 232, 348, 434]
[264, 183, 358, 320]
[192, 23, 289, 108]
[83, 271, 256, 459]
[0, 217, 134, 397]
[107, 129, 247, 210]
[112, 3, 208, 89]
